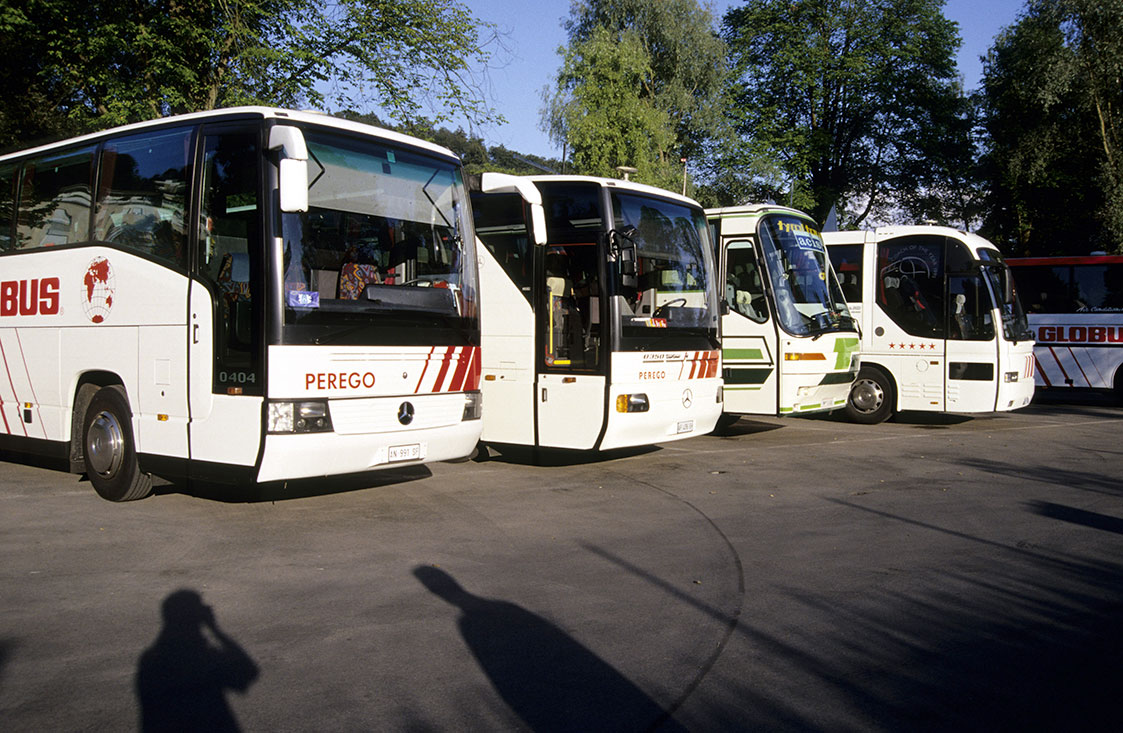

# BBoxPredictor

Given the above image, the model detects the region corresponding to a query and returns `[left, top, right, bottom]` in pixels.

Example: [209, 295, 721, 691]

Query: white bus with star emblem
[824, 226, 1035, 422]
[0, 108, 483, 500]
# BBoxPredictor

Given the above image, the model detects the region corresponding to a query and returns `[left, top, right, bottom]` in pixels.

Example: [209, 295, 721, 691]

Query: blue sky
[458, 0, 1028, 159]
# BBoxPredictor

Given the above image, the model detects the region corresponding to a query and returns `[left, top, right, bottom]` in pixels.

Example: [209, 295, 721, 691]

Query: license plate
[676, 420, 694, 434]
[388, 443, 421, 462]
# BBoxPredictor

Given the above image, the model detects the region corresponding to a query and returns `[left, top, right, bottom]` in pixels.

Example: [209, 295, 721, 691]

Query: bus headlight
[268, 401, 333, 433]
[717, 385, 724, 403]
[1004, 371, 1019, 383]
[462, 391, 483, 420]
[616, 393, 649, 413]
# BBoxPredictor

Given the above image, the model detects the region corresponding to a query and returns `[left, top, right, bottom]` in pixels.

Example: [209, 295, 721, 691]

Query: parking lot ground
[2, 400, 1122, 730]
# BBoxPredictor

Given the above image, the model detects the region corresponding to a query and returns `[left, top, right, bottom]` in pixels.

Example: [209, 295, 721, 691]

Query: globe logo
[82, 257, 115, 324]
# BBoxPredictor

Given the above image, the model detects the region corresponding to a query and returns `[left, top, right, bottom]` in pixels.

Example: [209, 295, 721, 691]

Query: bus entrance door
[536, 244, 605, 449]
[945, 274, 1000, 411]
[721, 241, 778, 415]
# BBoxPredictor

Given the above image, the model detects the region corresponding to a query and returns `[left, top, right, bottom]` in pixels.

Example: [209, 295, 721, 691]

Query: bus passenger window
[16, 146, 94, 249]
[95, 127, 192, 267]
[0, 164, 14, 251]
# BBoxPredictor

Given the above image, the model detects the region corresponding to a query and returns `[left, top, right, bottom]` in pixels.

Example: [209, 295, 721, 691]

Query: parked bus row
[0, 109, 1043, 502]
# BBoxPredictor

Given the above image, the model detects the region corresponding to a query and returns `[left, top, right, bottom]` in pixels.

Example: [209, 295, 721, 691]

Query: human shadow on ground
[135, 590, 258, 732]
[413, 566, 685, 732]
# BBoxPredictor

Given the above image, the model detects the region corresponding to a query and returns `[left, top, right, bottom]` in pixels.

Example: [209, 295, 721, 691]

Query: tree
[544, 27, 679, 189]
[980, 0, 1123, 254]
[0, 0, 501, 151]
[543, 0, 726, 190]
[720, 0, 967, 227]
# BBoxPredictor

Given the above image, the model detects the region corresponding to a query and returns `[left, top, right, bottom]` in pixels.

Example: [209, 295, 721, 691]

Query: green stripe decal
[834, 337, 860, 370]
[724, 348, 765, 361]
[723, 367, 773, 385]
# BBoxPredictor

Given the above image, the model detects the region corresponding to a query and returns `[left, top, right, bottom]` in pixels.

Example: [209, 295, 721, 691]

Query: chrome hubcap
[87, 411, 125, 477]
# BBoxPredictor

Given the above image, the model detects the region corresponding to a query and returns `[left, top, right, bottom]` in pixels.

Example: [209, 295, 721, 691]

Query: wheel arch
[857, 361, 898, 411]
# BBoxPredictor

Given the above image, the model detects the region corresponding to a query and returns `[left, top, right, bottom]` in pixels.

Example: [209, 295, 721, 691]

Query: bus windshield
[978, 253, 1033, 342]
[759, 214, 854, 336]
[279, 129, 478, 345]
[613, 191, 717, 348]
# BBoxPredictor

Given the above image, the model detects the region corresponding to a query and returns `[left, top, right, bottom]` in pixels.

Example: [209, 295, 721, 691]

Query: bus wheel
[83, 386, 153, 502]
[845, 367, 895, 424]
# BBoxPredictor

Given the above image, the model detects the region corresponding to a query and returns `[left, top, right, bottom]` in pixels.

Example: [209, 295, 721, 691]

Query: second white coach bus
[824, 226, 1035, 423]
[708, 205, 860, 423]
[470, 174, 723, 451]
[1007, 254, 1123, 399]
[0, 108, 482, 500]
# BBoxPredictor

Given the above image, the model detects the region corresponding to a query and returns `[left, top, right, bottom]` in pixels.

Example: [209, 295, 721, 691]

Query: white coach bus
[470, 174, 722, 451]
[0, 108, 482, 500]
[707, 205, 860, 424]
[824, 226, 1035, 423]
[1007, 254, 1123, 399]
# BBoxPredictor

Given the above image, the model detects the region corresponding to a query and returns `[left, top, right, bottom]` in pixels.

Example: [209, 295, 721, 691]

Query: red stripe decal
[1069, 347, 1092, 387]
[431, 347, 455, 393]
[1036, 355, 1051, 386]
[0, 337, 23, 436]
[449, 346, 472, 392]
[414, 346, 438, 394]
[15, 331, 45, 438]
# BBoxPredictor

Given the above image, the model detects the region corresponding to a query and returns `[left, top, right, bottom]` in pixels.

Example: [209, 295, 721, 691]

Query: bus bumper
[600, 378, 723, 451]
[256, 393, 483, 482]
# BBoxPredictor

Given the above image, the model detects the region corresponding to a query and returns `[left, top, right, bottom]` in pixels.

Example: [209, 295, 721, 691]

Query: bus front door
[187, 126, 264, 474]
[536, 243, 605, 449]
[945, 273, 1000, 411]
[721, 241, 779, 415]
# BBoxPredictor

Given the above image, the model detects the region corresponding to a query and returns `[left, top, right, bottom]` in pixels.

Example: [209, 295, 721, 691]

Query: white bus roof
[511, 174, 704, 209]
[705, 203, 814, 220]
[0, 107, 460, 164]
[823, 225, 1001, 257]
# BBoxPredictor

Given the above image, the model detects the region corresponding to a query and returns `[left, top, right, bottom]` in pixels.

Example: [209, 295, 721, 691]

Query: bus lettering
[0, 278, 60, 317]
[1038, 325, 1123, 343]
[305, 372, 377, 390]
[638, 370, 666, 380]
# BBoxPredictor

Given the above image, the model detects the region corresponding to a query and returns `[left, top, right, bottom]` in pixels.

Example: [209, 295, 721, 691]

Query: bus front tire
[83, 386, 153, 502]
[845, 367, 895, 424]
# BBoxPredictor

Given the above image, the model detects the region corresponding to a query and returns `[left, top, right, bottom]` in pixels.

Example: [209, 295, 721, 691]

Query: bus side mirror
[269, 125, 309, 213]
[613, 227, 638, 288]
[1003, 271, 1015, 305]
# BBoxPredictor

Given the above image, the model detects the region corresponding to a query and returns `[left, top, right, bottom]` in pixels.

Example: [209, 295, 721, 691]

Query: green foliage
[720, 0, 967, 227]
[981, 0, 1123, 254]
[563, 0, 727, 161]
[544, 0, 724, 193]
[545, 27, 680, 190]
[0, 0, 501, 150]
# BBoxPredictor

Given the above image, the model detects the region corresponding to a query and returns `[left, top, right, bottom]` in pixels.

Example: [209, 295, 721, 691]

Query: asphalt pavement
[1, 398, 1121, 731]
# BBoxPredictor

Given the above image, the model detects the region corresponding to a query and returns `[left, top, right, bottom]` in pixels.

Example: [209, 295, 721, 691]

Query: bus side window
[16, 146, 94, 249]
[95, 127, 192, 268]
[0, 163, 14, 251]
[827, 244, 863, 302]
[725, 242, 768, 323]
[876, 236, 945, 339]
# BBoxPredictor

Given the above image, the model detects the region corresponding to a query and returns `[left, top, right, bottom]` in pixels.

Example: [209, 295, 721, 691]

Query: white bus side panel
[2, 248, 190, 457]
[868, 304, 946, 412]
[477, 240, 536, 445]
[0, 328, 58, 440]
